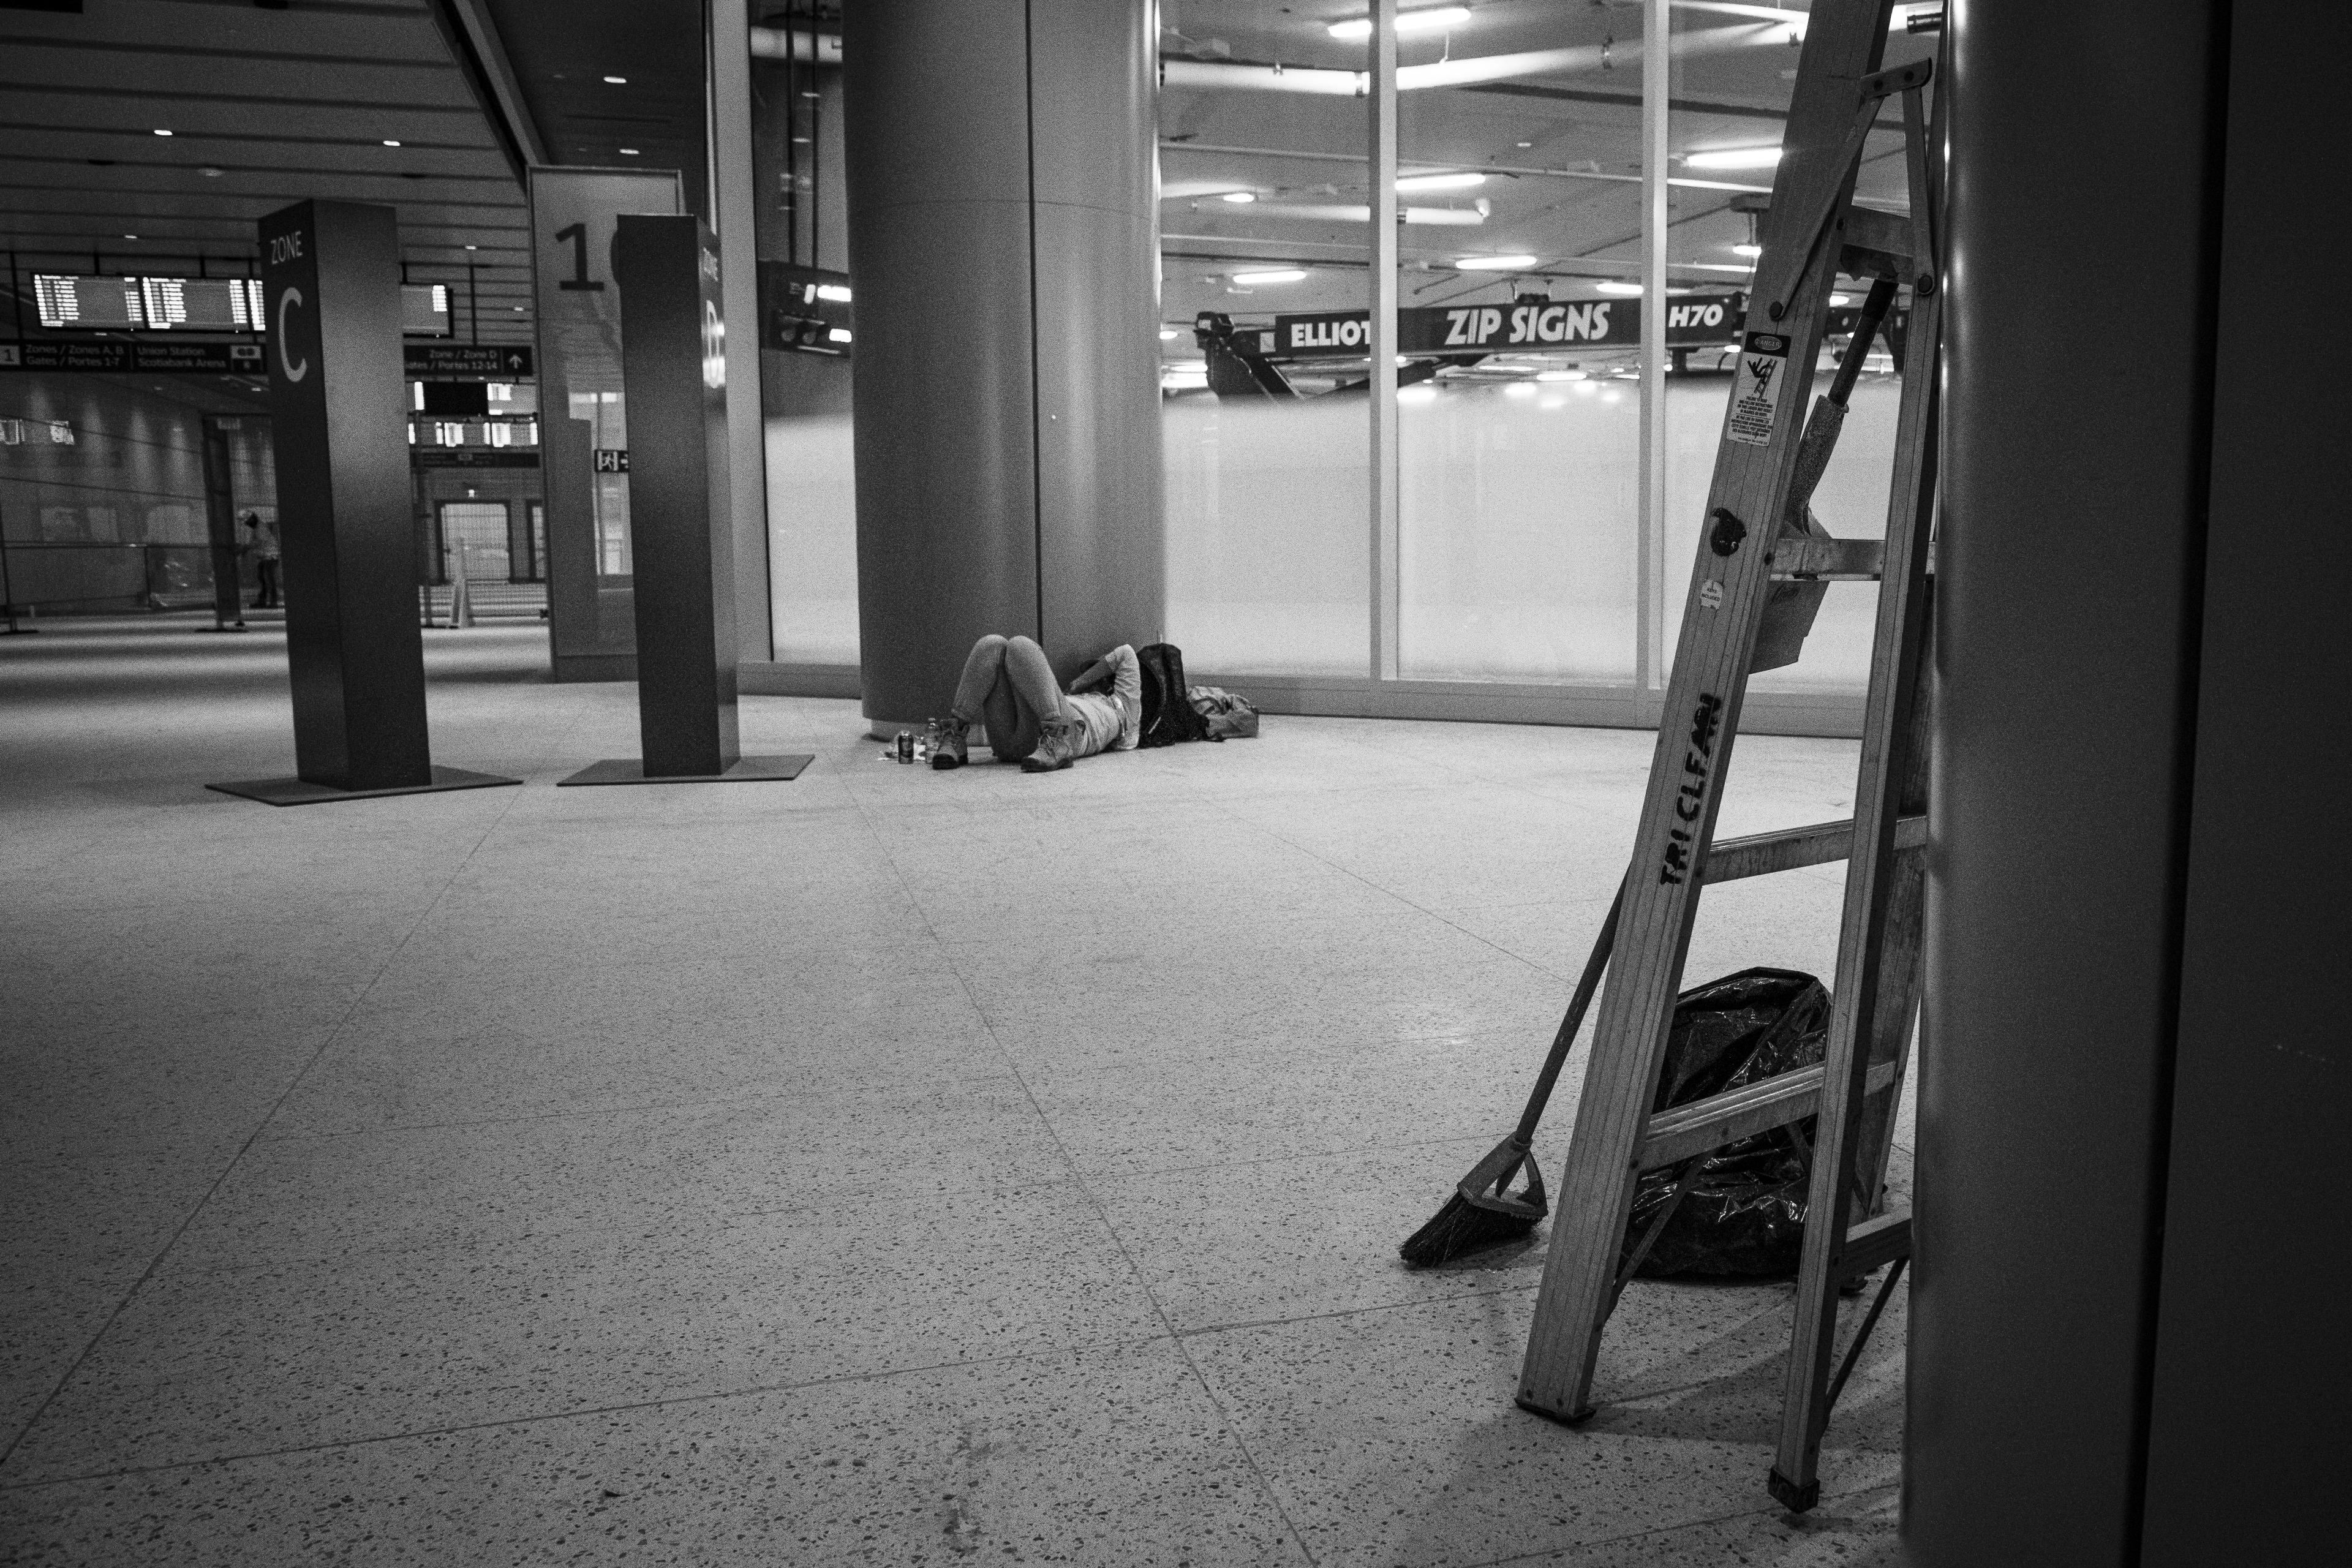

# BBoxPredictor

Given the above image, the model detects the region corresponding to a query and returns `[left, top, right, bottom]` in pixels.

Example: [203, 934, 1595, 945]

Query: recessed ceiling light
[383, 140, 402, 147]
[1686, 146, 1783, 170]
[1221, 190, 1257, 204]
[1456, 254, 1537, 271]
[152, 128, 173, 137]
[619, 148, 640, 156]
[1731, 243, 1762, 257]
[1515, 141, 1533, 149]
[1232, 268, 1308, 285]
[511, 305, 524, 312]
[603, 75, 627, 84]
[1396, 172, 1485, 192]
[123, 233, 138, 240]
[1596, 281, 1644, 295]
[199, 166, 224, 177]
[464, 244, 479, 251]
[1330, 6, 1471, 41]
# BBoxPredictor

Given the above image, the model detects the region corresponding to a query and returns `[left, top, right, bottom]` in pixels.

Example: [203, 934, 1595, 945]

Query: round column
[843, 0, 1164, 733]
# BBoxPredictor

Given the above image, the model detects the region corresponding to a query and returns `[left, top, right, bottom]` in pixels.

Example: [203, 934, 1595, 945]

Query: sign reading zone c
[276, 287, 307, 382]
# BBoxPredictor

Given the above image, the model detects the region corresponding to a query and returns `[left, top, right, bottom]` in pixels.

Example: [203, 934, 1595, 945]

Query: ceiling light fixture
[619, 148, 640, 156]
[603, 75, 627, 84]
[1232, 268, 1308, 284]
[1830, 293, 1852, 306]
[152, 128, 173, 137]
[383, 140, 402, 147]
[1330, 6, 1472, 41]
[1159, 328, 1181, 340]
[1596, 281, 1644, 295]
[464, 244, 479, 251]
[1456, 253, 1537, 270]
[1731, 243, 1761, 257]
[1396, 172, 1485, 192]
[199, 166, 224, 177]
[123, 233, 138, 241]
[815, 284, 851, 303]
[1221, 190, 1257, 203]
[1686, 146, 1783, 170]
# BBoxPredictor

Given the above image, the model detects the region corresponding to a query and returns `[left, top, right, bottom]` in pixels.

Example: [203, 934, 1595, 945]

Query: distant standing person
[932, 635, 1140, 772]
[243, 513, 281, 609]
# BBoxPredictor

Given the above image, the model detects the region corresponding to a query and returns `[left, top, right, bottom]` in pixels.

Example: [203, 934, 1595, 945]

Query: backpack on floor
[1136, 643, 1212, 748]
[1188, 685, 1260, 740]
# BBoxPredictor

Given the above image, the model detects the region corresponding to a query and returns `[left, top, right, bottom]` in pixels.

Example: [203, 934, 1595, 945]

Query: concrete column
[1913, 2, 2226, 1560]
[843, 0, 1164, 731]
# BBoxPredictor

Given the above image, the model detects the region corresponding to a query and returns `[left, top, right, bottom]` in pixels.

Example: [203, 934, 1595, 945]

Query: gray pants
[952, 634, 1065, 761]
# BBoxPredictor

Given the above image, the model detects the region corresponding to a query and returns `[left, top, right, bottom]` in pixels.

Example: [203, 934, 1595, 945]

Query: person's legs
[947, 633, 1054, 761]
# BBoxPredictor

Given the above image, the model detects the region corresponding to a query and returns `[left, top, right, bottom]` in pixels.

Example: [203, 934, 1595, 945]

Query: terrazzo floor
[1, 616, 1909, 1566]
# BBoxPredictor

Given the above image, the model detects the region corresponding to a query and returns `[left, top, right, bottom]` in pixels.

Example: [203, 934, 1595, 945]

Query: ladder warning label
[1728, 332, 1791, 447]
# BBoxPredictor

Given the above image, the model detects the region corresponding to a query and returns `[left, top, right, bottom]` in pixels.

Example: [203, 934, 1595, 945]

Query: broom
[1398, 878, 1624, 1268]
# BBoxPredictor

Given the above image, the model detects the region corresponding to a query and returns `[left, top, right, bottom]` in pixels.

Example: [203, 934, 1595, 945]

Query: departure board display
[401, 284, 451, 336]
[138, 276, 265, 331]
[33, 274, 146, 330]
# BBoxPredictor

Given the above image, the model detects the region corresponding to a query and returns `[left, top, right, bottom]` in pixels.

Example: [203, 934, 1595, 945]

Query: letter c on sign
[276, 288, 308, 382]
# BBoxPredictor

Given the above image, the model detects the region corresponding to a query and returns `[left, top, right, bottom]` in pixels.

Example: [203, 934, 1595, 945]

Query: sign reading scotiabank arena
[1271, 293, 1746, 358]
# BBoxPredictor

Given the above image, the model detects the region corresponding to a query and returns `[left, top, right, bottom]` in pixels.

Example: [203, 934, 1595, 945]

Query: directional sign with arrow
[403, 345, 532, 377]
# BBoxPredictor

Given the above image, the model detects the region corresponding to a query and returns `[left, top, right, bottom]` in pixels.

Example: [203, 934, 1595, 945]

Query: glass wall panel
[1392, 6, 1648, 683]
[752, 9, 858, 666]
[1662, 4, 1933, 696]
[1158, 5, 1371, 676]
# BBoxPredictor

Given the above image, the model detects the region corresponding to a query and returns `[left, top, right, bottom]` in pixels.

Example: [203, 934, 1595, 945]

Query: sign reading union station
[1268, 293, 1746, 358]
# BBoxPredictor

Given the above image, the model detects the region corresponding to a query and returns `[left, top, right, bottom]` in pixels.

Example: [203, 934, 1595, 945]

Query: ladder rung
[1769, 537, 1884, 581]
[1839, 1208, 1912, 1276]
[1839, 205, 1913, 271]
[1703, 814, 1925, 884]
[1640, 1060, 1899, 1171]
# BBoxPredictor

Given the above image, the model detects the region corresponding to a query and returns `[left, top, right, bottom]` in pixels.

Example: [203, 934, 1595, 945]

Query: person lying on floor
[933, 635, 1139, 773]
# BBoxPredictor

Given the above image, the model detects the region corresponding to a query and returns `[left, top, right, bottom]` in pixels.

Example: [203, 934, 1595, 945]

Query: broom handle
[1508, 875, 1627, 1148]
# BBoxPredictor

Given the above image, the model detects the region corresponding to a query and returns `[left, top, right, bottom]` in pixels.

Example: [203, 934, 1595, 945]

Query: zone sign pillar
[615, 214, 739, 777]
[258, 200, 431, 790]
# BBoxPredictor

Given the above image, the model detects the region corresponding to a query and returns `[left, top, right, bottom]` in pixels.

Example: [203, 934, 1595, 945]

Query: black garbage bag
[1619, 967, 1831, 1278]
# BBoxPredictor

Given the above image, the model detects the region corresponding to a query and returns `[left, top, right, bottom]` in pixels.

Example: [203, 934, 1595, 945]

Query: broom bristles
[1398, 1191, 1541, 1268]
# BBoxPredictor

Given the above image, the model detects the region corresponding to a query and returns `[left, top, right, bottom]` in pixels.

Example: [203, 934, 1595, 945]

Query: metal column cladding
[257, 200, 431, 790]
[843, 0, 1165, 729]
[614, 215, 740, 777]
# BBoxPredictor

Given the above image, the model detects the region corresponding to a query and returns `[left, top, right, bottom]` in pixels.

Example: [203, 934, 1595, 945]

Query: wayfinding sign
[1269, 293, 1747, 358]
[405, 344, 533, 377]
[1, 341, 266, 372]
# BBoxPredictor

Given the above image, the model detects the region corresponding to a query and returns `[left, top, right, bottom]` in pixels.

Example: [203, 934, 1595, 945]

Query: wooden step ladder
[1512, 0, 1946, 1513]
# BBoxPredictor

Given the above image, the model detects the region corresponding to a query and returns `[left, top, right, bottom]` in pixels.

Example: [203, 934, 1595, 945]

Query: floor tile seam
[1167, 1281, 1538, 1343]
[0, 780, 536, 1473]
[247, 1069, 1033, 1143]
[916, 880, 1319, 1567]
[151, 1170, 1126, 1278]
[0, 1332, 1193, 1497]
[1194, 793, 1583, 989]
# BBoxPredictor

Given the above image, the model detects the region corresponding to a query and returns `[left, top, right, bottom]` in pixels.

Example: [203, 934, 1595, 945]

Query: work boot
[931, 715, 970, 771]
[1020, 715, 1081, 773]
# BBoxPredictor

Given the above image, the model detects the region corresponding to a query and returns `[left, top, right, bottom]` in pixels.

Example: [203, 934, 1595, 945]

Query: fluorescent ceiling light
[603, 75, 627, 84]
[1221, 190, 1258, 203]
[1330, 7, 1472, 41]
[1456, 254, 1537, 270]
[619, 148, 641, 156]
[1396, 172, 1485, 192]
[815, 283, 851, 302]
[152, 128, 173, 137]
[1536, 369, 1588, 382]
[1731, 243, 1761, 257]
[1686, 146, 1783, 170]
[827, 328, 852, 343]
[1232, 268, 1307, 284]
[123, 233, 138, 241]
[383, 140, 401, 147]
[1596, 281, 1643, 295]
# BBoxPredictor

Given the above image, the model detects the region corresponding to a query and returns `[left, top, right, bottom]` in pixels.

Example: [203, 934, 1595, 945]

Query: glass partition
[1158, 8, 1370, 676]
[1393, 4, 1646, 683]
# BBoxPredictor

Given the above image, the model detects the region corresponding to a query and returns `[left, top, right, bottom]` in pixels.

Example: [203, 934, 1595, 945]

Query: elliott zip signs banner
[1268, 293, 1745, 359]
